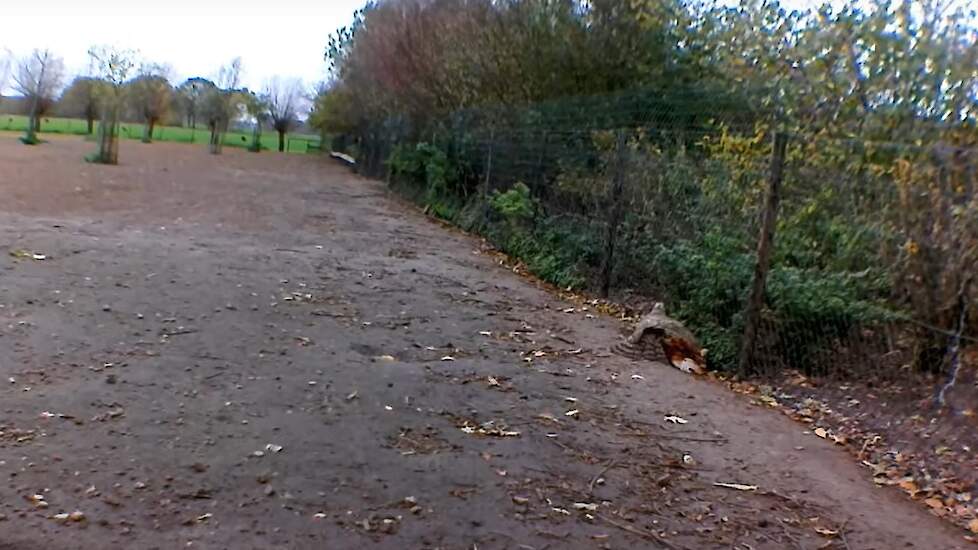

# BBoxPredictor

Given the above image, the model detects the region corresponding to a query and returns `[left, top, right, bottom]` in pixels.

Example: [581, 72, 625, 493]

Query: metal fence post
[738, 131, 790, 377]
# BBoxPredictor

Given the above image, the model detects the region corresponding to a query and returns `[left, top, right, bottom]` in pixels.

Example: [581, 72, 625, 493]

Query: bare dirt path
[0, 136, 966, 549]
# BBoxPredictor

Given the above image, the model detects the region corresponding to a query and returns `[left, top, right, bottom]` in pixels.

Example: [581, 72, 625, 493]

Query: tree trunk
[209, 124, 222, 155]
[86, 115, 94, 135]
[142, 119, 152, 143]
[278, 130, 286, 152]
[738, 131, 789, 377]
[599, 130, 628, 299]
[250, 122, 262, 152]
[34, 115, 41, 133]
[24, 112, 38, 143]
[93, 103, 120, 165]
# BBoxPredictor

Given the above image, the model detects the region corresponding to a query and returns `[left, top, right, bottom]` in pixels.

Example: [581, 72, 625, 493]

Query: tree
[176, 77, 215, 128]
[199, 58, 243, 154]
[58, 77, 102, 134]
[11, 49, 65, 143]
[0, 49, 11, 95]
[309, 82, 358, 150]
[239, 90, 269, 152]
[264, 76, 304, 152]
[87, 46, 137, 165]
[127, 64, 173, 143]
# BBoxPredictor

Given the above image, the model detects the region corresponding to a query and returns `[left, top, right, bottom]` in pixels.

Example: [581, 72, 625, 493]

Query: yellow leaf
[814, 427, 828, 439]
[968, 518, 978, 534]
[924, 497, 944, 510]
[898, 479, 920, 496]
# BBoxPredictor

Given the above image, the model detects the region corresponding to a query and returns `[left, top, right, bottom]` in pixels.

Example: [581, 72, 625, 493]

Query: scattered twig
[589, 459, 619, 493]
[595, 514, 685, 550]
[161, 328, 198, 336]
[777, 521, 805, 550]
[837, 517, 853, 550]
[620, 429, 727, 444]
[935, 275, 972, 407]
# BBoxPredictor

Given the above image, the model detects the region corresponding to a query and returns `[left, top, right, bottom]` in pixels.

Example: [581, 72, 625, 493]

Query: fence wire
[346, 91, 977, 414]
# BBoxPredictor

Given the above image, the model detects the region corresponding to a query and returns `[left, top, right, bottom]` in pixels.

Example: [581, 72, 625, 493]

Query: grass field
[0, 114, 322, 154]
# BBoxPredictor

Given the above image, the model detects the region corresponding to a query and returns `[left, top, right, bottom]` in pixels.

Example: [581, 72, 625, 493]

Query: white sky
[0, 0, 868, 97]
[0, 0, 366, 93]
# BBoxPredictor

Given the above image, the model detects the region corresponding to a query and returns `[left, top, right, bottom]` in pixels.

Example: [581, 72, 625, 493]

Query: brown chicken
[626, 302, 706, 375]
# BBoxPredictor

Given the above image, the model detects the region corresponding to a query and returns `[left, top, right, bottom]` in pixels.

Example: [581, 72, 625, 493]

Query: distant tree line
[0, 47, 311, 154]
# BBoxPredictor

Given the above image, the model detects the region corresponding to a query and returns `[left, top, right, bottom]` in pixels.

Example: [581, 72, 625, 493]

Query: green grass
[0, 114, 322, 154]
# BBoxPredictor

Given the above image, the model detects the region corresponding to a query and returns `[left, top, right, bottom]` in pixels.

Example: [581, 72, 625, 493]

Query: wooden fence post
[738, 131, 789, 377]
[600, 129, 628, 299]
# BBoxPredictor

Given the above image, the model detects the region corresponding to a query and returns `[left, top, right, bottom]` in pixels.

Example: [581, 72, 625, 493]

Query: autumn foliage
[319, 0, 977, 383]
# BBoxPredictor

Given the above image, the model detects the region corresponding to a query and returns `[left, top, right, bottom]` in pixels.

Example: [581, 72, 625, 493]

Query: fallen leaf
[664, 415, 689, 425]
[814, 527, 838, 537]
[265, 444, 284, 453]
[631, 374, 645, 380]
[564, 409, 579, 417]
[924, 497, 944, 510]
[479, 331, 492, 336]
[377, 355, 397, 362]
[713, 482, 758, 491]
[313, 512, 327, 519]
[814, 427, 828, 439]
[440, 356, 456, 361]
[573, 503, 599, 512]
[968, 518, 978, 534]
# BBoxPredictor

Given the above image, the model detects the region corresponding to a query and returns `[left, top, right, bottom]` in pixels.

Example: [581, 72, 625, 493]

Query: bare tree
[0, 49, 11, 96]
[127, 63, 173, 143]
[264, 77, 304, 152]
[87, 46, 137, 164]
[11, 49, 65, 143]
[200, 58, 243, 154]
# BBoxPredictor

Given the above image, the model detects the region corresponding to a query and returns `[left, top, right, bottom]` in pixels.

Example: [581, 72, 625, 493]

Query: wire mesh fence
[346, 90, 976, 414]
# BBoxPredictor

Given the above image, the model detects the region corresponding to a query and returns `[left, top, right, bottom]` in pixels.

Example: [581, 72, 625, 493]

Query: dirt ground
[0, 135, 969, 549]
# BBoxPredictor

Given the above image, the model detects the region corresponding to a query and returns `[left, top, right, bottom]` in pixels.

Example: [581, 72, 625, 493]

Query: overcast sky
[0, 0, 366, 93]
[1, 0, 858, 96]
